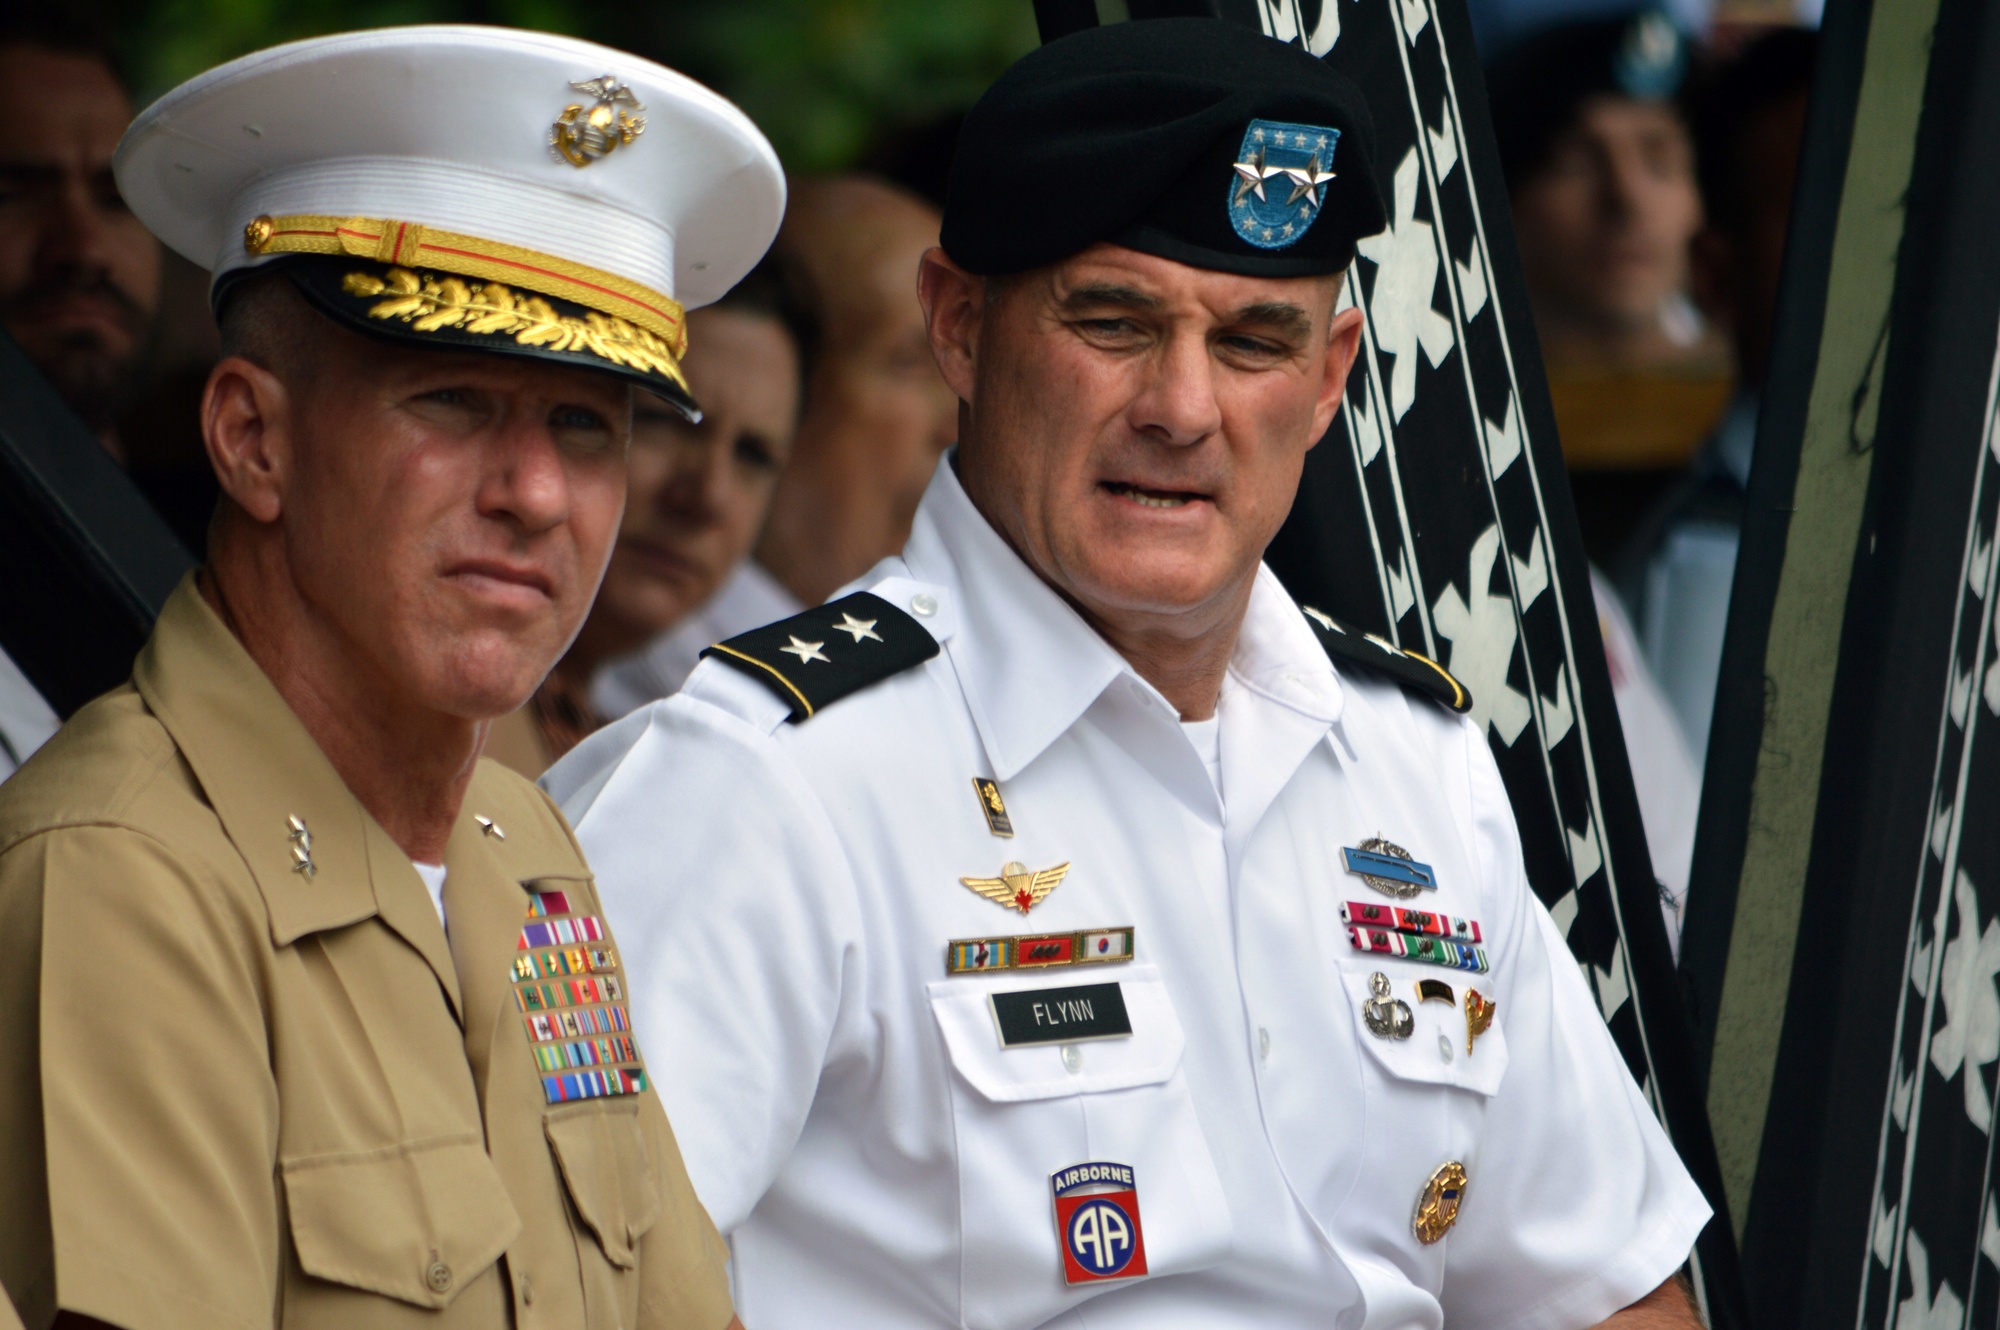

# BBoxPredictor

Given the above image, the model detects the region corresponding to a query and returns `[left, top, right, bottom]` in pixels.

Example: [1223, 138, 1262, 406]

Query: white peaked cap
[115, 25, 786, 411]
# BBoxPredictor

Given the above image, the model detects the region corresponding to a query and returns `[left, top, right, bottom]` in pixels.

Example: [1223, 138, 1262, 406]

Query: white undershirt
[414, 861, 448, 926]
[1181, 714, 1223, 804]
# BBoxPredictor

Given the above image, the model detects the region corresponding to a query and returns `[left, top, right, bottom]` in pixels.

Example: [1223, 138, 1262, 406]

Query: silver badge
[1362, 970, 1414, 1040]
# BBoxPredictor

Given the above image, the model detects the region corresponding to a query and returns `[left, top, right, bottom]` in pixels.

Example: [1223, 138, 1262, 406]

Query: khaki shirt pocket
[281, 1133, 522, 1309]
[544, 1098, 663, 1269]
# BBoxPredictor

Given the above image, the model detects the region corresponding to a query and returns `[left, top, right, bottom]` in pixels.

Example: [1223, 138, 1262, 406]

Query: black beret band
[943, 18, 1387, 278]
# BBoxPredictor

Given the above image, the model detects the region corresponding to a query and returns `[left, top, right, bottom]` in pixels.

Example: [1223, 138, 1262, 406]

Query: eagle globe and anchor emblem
[550, 76, 647, 167]
[1228, 119, 1339, 250]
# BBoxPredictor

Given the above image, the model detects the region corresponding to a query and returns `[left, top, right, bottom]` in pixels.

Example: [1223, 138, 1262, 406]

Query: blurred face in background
[575, 304, 800, 664]
[1512, 95, 1701, 335]
[0, 44, 160, 441]
[756, 178, 957, 606]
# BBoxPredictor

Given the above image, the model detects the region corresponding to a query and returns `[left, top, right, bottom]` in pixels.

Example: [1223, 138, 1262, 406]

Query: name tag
[989, 982, 1132, 1047]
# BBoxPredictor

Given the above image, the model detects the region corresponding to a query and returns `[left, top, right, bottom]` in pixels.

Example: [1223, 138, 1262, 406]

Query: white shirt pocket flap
[927, 963, 1185, 1102]
[1340, 965, 1509, 1096]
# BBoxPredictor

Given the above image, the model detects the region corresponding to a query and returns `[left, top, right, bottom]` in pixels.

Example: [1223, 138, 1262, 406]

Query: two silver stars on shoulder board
[779, 613, 884, 665]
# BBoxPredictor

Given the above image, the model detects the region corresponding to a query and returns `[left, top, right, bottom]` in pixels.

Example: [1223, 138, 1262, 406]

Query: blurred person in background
[0, 17, 159, 464]
[1489, 9, 1729, 563]
[1614, 26, 1817, 770]
[1491, 9, 1724, 947]
[0, 15, 163, 777]
[752, 175, 958, 608]
[487, 255, 817, 775]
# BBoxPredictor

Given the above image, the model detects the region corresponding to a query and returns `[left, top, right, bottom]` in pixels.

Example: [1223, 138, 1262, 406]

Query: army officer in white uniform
[547, 18, 1711, 1329]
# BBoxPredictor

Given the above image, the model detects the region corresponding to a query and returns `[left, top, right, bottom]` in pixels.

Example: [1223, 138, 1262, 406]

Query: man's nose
[481, 419, 572, 532]
[1129, 331, 1223, 446]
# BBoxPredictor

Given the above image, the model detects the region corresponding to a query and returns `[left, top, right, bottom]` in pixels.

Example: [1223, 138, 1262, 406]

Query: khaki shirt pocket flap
[282, 1134, 522, 1308]
[544, 1098, 663, 1268]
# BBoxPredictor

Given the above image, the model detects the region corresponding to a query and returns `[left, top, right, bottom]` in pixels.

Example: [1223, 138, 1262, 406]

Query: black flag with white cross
[1031, 0, 1746, 1322]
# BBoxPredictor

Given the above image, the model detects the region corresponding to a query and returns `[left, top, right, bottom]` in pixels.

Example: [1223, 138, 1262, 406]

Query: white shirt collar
[896, 454, 1343, 782]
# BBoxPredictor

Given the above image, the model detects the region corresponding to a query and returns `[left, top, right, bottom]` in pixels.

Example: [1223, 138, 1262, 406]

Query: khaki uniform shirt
[0, 577, 732, 1330]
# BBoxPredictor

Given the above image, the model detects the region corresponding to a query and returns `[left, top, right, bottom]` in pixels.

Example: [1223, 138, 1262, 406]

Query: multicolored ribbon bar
[1347, 926, 1490, 973]
[525, 890, 573, 918]
[946, 926, 1136, 975]
[518, 916, 606, 949]
[541, 1067, 648, 1104]
[1339, 900, 1482, 943]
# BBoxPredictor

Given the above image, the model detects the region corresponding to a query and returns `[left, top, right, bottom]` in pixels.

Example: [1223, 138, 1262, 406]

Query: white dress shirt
[549, 459, 1709, 1330]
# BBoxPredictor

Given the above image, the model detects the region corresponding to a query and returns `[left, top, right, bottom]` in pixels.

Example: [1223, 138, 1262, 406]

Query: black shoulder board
[1299, 605, 1472, 715]
[700, 590, 941, 723]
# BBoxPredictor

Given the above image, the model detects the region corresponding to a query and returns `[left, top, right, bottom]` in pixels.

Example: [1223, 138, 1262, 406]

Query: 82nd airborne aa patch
[1051, 1161, 1149, 1284]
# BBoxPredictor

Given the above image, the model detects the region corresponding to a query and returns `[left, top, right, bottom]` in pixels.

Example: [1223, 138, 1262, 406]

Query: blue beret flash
[1230, 120, 1340, 251]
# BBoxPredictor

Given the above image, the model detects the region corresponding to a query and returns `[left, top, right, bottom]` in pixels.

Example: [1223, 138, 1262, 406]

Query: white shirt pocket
[1338, 965, 1509, 1097]
[926, 963, 1232, 1330]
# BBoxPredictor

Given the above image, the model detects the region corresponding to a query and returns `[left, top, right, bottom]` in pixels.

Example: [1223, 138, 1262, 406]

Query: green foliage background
[103, 0, 1039, 173]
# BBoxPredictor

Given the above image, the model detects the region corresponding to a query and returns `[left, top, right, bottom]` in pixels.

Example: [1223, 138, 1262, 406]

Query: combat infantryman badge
[1413, 1161, 1469, 1244]
[551, 76, 646, 167]
[1465, 989, 1497, 1055]
[1051, 1162, 1149, 1284]
[1229, 119, 1339, 250]
[1342, 839, 1437, 898]
[961, 860, 1070, 915]
[1362, 971, 1415, 1040]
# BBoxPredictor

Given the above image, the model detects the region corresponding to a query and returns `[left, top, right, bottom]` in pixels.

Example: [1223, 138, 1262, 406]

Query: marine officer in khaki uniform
[0, 27, 784, 1330]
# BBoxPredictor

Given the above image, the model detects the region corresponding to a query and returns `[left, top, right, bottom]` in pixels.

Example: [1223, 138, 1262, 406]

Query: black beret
[1486, 10, 1694, 187]
[942, 18, 1386, 278]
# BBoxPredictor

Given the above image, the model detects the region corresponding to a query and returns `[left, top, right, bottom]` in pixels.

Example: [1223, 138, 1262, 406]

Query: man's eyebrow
[1229, 300, 1315, 340]
[1056, 283, 1164, 313]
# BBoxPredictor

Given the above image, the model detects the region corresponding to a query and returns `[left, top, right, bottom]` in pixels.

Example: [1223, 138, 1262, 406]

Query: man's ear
[916, 246, 984, 404]
[1308, 304, 1366, 449]
[201, 356, 293, 525]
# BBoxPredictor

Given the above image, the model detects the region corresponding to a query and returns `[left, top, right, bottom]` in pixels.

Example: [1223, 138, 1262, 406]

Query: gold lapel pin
[476, 815, 505, 840]
[1464, 989, 1496, 1055]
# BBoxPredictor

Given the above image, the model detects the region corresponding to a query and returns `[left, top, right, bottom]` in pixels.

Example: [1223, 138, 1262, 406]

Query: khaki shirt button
[521, 1275, 534, 1306]
[426, 1260, 453, 1293]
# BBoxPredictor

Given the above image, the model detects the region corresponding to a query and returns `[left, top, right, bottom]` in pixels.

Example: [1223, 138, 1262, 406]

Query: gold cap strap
[243, 213, 685, 356]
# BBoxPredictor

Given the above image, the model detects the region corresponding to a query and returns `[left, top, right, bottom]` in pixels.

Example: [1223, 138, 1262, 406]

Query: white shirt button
[910, 592, 939, 617]
[1438, 1033, 1454, 1063]
[1258, 1027, 1271, 1061]
[1061, 1044, 1082, 1073]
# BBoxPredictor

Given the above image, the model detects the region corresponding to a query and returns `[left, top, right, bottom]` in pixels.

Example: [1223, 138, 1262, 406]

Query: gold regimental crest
[342, 268, 687, 388]
[1413, 1160, 1468, 1244]
[1464, 988, 1496, 1055]
[960, 860, 1070, 915]
[551, 76, 646, 168]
